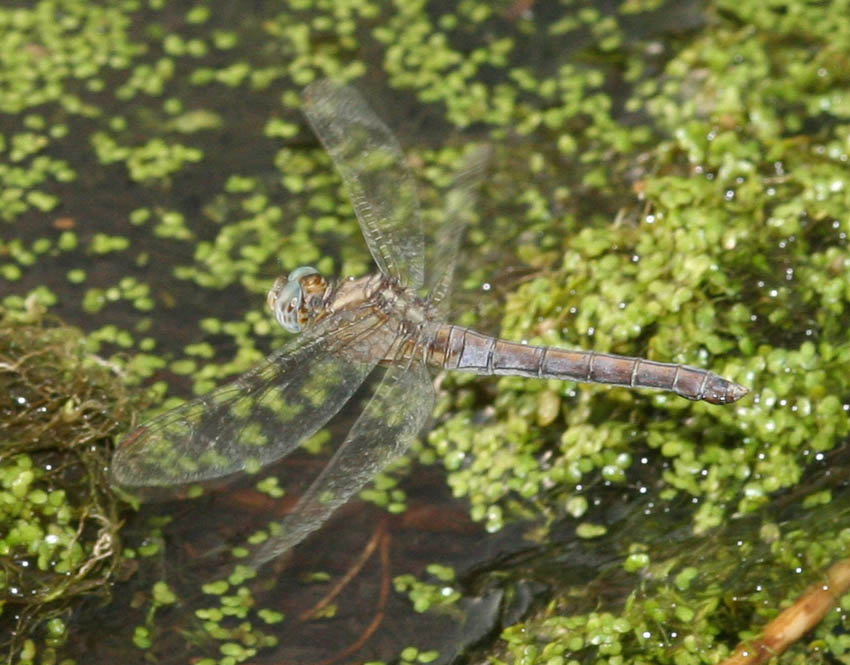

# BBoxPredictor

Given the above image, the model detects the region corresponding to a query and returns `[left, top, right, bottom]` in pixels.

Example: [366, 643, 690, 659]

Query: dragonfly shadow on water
[112, 79, 748, 573]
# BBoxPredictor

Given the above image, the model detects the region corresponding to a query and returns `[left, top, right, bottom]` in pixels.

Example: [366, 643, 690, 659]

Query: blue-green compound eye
[276, 266, 319, 333]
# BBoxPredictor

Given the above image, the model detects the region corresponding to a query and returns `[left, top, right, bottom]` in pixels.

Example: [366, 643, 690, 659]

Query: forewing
[302, 79, 425, 289]
[250, 361, 435, 565]
[111, 316, 384, 488]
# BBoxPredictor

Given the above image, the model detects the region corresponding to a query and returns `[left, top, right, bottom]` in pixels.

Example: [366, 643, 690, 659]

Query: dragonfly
[112, 80, 748, 566]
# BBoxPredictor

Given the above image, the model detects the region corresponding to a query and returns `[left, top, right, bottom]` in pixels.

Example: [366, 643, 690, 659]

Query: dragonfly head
[268, 266, 328, 333]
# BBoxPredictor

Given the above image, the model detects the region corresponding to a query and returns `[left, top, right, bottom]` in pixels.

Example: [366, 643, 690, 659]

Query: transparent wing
[250, 361, 436, 565]
[426, 144, 492, 312]
[111, 315, 387, 487]
[302, 79, 425, 289]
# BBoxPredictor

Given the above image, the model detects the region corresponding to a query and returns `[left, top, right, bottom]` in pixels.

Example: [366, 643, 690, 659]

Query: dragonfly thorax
[268, 266, 329, 333]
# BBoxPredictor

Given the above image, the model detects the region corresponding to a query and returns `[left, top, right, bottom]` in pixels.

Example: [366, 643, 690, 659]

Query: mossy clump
[0, 300, 137, 661]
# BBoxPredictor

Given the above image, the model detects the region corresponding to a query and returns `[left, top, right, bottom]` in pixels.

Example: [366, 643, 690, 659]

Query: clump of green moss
[0, 301, 136, 662]
[420, 0, 850, 662]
